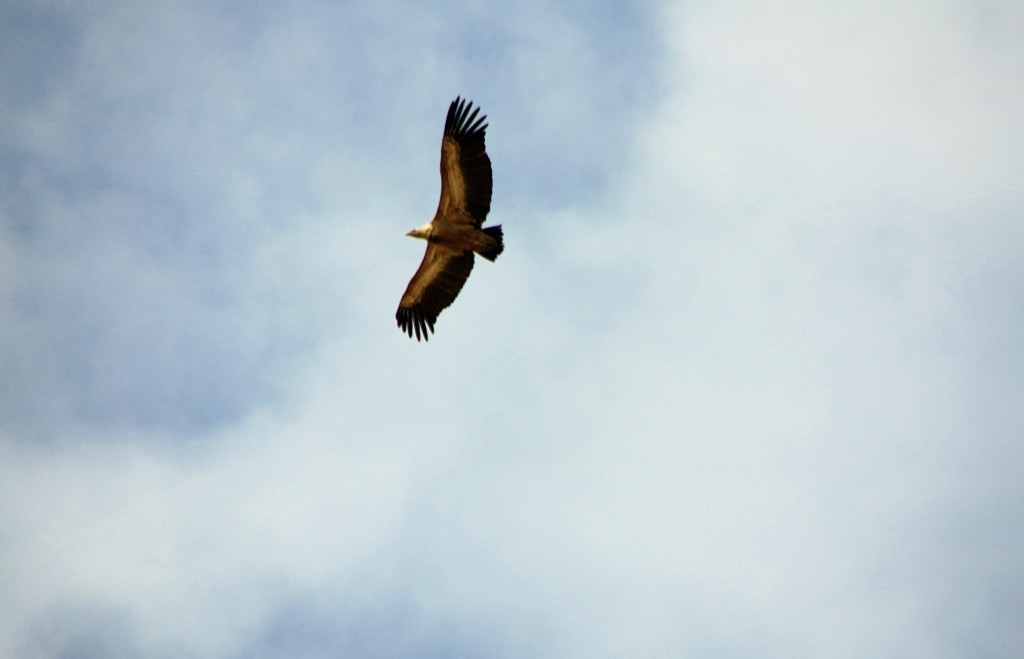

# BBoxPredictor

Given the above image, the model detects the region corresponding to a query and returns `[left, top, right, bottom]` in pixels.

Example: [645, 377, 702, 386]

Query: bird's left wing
[435, 97, 492, 226]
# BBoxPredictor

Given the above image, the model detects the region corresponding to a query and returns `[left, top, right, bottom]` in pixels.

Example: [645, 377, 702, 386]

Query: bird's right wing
[396, 245, 475, 341]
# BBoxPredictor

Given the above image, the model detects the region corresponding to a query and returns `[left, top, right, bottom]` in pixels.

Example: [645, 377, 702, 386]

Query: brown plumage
[396, 97, 503, 341]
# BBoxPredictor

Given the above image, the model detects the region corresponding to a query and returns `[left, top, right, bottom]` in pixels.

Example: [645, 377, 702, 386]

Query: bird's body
[396, 97, 503, 341]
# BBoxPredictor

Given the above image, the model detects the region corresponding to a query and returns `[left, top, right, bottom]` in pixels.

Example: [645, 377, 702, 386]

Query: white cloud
[1, 1, 1022, 657]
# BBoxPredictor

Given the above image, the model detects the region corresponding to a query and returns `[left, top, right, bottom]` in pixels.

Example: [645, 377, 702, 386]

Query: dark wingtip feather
[445, 97, 488, 139]
[396, 305, 434, 342]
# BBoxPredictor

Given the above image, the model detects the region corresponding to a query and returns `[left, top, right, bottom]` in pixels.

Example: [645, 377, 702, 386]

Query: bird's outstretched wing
[396, 246, 475, 341]
[435, 97, 492, 226]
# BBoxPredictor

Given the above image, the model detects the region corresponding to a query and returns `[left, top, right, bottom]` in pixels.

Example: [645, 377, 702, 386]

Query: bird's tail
[478, 225, 504, 262]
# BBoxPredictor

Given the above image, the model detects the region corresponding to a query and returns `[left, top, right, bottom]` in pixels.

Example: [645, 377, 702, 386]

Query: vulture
[395, 97, 503, 341]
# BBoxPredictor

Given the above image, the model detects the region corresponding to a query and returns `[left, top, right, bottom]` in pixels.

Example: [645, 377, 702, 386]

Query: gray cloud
[1, 1, 1022, 657]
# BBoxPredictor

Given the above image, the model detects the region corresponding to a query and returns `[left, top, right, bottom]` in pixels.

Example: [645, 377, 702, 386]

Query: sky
[1, 1, 1023, 657]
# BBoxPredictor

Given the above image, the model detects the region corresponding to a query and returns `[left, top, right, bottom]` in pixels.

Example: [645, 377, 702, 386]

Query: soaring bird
[395, 97, 503, 341]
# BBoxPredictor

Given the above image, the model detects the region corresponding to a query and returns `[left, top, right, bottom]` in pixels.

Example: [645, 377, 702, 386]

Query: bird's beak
[405, 230, 414, 237]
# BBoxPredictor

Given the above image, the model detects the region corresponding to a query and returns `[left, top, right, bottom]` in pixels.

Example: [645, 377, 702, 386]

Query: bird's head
[405, 224, 432, 241]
